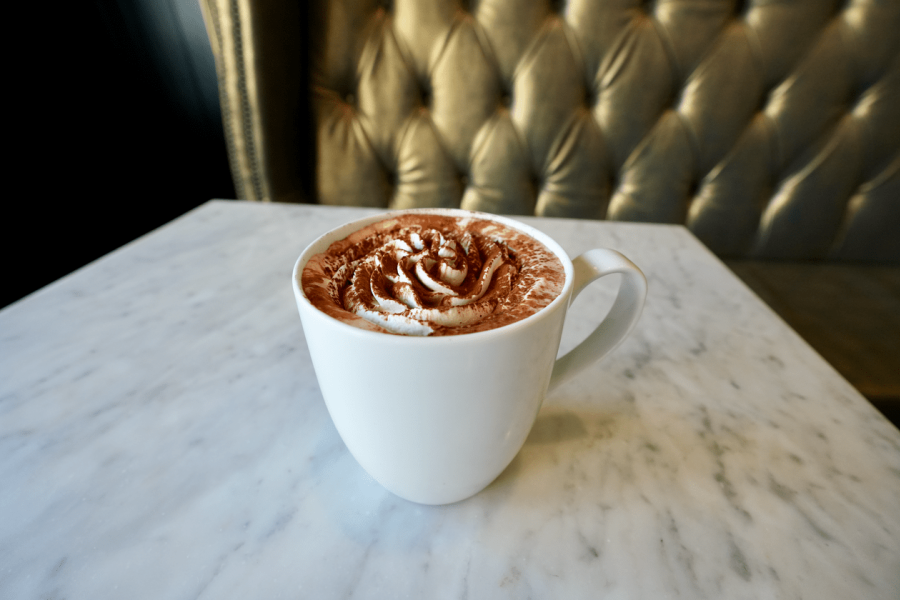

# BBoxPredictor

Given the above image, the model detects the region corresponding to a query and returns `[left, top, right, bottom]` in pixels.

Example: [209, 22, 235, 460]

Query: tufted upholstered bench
[201, 0, 900, 422]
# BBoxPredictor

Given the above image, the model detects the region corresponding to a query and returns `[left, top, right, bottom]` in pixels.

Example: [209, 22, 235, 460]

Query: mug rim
[292, 207, 575, 343]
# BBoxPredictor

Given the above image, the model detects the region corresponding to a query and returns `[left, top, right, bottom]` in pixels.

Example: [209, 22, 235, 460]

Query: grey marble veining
[1, 200, 898, 599]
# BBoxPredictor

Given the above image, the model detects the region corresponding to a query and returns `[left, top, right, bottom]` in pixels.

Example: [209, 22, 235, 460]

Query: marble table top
[2, 200, 898, 599]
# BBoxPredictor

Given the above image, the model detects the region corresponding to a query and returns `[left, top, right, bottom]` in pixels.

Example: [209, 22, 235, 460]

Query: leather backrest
[205, 0, 900, 260]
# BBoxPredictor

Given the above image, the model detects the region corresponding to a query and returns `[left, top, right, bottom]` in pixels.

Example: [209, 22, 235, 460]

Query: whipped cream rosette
[340, 227, 516, 335]
[302, 214, 564, 336]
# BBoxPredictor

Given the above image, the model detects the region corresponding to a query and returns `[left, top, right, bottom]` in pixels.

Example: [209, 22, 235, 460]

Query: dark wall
[4, 0, 234, 309]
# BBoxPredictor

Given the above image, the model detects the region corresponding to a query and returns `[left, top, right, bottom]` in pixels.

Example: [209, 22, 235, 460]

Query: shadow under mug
[292, 209, 647, 505]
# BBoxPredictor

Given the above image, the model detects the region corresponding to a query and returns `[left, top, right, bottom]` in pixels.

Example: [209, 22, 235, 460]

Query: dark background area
[4, 0, 235, 309]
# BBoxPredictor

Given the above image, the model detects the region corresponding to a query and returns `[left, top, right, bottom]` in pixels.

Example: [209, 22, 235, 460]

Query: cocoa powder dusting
[301, 213, 565, 336]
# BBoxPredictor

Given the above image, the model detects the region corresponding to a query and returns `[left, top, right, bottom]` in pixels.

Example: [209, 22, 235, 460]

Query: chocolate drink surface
[301, 213, 565, 336]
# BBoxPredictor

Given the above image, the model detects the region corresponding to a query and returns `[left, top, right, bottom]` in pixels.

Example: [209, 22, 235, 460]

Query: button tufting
[300, 0, 900, 260]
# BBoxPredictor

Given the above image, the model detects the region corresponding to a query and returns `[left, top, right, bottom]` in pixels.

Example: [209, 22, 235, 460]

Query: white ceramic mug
[292, 209, 647, 505]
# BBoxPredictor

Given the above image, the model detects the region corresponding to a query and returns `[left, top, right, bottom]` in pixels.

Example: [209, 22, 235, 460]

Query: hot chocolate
[301, 212, 565, 336]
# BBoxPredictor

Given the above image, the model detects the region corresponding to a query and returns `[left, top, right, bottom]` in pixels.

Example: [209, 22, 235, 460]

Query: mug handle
[548, 249, 648, 393]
